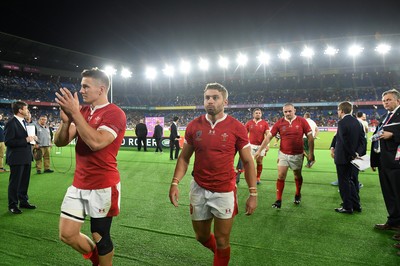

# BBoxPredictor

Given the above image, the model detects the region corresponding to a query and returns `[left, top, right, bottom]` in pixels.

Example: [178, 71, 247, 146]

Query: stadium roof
[0, 32, 130, 73]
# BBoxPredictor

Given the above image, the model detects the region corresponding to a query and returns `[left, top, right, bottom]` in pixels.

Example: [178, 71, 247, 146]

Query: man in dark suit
[135, 118, 148, 151]
[4, 101, 37, 214]
[332, 101, 366, 214]
[153, 120, 163, 153]
[371, 89, 400, 234]
[169, 116, 180, 160]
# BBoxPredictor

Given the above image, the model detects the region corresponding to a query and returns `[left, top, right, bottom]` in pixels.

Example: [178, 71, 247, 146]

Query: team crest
[94, 116, 101, 124]
[221, 133, 228, 141]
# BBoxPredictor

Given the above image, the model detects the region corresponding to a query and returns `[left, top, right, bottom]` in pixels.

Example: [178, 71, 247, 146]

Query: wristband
[171, 182, 179, 186]
[250, 193, 258, 197]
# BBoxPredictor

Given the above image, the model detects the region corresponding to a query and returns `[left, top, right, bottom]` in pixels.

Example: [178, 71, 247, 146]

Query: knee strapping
[91, 217, 113, 256]
[96, 234, 113, 255]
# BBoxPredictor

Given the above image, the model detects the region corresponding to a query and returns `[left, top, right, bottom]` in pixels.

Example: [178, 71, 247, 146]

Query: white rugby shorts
[277, 152, 303, 170]
[189, 180, 237, 221]
[60, 183, 121, 222]
[250, 144, 266, 157]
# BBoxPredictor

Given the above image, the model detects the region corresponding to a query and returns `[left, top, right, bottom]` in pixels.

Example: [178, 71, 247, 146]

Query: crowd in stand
[0, 69, 398, 129]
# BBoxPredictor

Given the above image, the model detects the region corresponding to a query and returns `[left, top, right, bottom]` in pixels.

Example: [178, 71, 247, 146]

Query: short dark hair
[11, 101, 28, 115]
[338, 101, 352, 114]
[204, 83, 228, 100]
[82, 67, 110, 91]
[356, 111, 364, 118]
[173, 116, 179, 122]
[253, 108, 262, 114]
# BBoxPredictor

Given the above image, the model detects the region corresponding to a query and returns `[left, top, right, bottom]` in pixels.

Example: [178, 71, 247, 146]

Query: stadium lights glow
[179, 60, 191, 74]
[278, 49, 291, 61]
[348, 44, 364, 57]
[375, 43, 391, 55]
[257, 52, 270, 65]
[218, 56, 229, 69]
[236, 53, 248, 67]
[145, 67, 157, 80]
[104, 66, 117, 76]
[162, 65, 175, 77]
[300, 47, 315, 59]
[198, 58, 209, 71]
[121, 68, 132, 78]
[324, 46, 339, 56]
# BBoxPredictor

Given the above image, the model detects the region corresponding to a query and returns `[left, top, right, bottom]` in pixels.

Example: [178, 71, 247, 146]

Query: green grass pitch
[0, 131, 399, 265]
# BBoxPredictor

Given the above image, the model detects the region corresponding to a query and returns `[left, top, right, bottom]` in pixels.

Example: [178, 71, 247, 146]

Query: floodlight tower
[198, 57, 209, 82]
[257, 51, 270, 83]
[324, 46, 339, 67]
[278, 48, 291, 73]
[218, 56, 229, 82]
[162, 64, 175, 91]
[179, 60, 191, 88]
[300, 46, 314, 70]
[236, 53, 248, 84]
[104, 66, 117, 103]
[145, 67, 157, 93]
[375, 43, 391, 71]
[348, 44, 364, 72]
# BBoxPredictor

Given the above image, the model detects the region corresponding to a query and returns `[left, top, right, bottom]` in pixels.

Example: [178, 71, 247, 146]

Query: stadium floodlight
[104, 66, 117, 76]
[145, 67, 157, 80]
[162, 64, 175, 77]
[375, 43, 391, 55]
[218, 56, 229, 69]
[179, 60, 191, 74]
[278, 48, 291, 62]
[104, 66, 117, 103]
[236, 53, 248, 67]
[198, 58, 209, 71]
[348, 44, 364, 72]
[300, 46, 315, 59]
[375, 43, 391, 70]
[347, 44, 364, 57]
[120, 68, 132, 78]
[257, 52, 270, 66]
[324, 46, 339, 56]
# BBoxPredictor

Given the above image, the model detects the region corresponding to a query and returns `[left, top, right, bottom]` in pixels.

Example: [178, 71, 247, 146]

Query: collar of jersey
[206, 114, 227, 129]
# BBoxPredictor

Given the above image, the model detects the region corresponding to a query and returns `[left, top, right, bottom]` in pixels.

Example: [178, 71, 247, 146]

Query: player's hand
[254, 151, 260, 160]
[265, 146, 270, 152]
[169, 185, 179, 207]
[245, 195, 257, 215]
[55, 87, 80, 116]
[308, 153, 315, 162]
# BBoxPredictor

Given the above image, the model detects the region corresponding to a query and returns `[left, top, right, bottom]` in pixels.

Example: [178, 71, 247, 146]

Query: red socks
[256, 164, 263, 181]
[276, 179, 285, 201]
[213, 246, 230, 266]
[295, 177, 303, 196]
[82, 246, 99, 266]
[202, 234, 216, 253]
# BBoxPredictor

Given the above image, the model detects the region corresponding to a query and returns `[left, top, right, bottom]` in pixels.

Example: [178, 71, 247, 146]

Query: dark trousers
[170, 139, 180, 159]
[378, 167, 400, 226]
[155, 138, 163, 152]
[137, 137, 147, 151]
[8, 164, 32, 208]
[336, 163, 360, 210]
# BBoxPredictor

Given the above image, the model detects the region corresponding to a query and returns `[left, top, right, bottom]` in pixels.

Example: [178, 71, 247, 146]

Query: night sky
[2, 0, 400, 65]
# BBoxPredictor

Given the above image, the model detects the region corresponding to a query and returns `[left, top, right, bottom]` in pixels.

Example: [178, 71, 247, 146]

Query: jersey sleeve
[235, 121, 250, 150]
[270, 120, 279, 137]
[185, 121, 194, 145]
[99, 106, 127, 137]
[302, 118, 312, 135]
